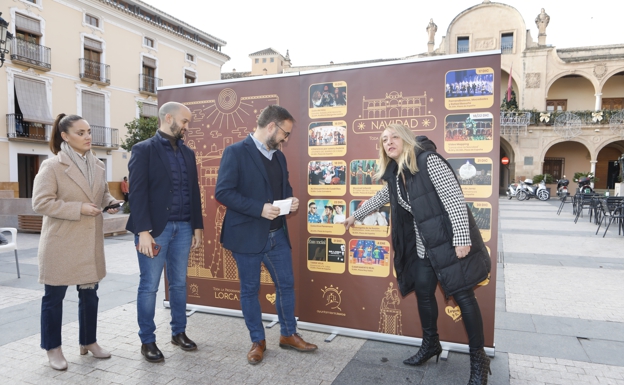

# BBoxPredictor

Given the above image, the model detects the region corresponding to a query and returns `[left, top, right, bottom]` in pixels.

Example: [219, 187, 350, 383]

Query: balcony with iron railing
[457, 46, 469, 54]
[90, 125, 119, 149]
[80, 58, 110, 85]
[10, 38, 51, 71]
[6, 114, 51, 142]
[139, 74, 162, 96]
[499, 109, 624, 138]
[501, 43, 513, 54]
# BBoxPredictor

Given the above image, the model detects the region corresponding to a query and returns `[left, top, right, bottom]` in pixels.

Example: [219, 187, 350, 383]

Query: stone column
[590, 160, 597, 189]
[595, 93, 602, 110]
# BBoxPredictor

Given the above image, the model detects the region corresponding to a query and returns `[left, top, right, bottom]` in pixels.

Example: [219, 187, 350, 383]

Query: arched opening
[600, 71, 624, 110]
[546, 75, 595, 111]
[500, 70, 520, 107]
[596, 140, 624, 190]
[544, 141, 592, 191]
[499, 137, 514, 194]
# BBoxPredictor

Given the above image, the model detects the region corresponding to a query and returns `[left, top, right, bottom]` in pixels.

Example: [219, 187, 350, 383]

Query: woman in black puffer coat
[342, 124, 491, 385]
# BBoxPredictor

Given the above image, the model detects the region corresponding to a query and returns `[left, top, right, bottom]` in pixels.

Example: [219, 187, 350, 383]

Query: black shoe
[141, 342, 164, 363]
[403, 335, 443, 366]
[468, 348, 491, 385]
[171, 332, 197, 351]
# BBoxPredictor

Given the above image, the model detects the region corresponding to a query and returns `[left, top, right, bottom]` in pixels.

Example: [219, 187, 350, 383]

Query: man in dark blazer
[127, 102, 204, 363]
[215, 105, 317, 365]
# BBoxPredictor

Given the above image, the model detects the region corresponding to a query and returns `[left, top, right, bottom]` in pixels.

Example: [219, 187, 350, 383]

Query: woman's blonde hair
[374, 123, 421, 181]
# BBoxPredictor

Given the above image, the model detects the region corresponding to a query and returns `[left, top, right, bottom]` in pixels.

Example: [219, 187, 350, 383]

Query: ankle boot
[467, 348, 491, 385]
[403, 335, 443, 366]
[80, 342, 111, 358]
[47, 347, 68, 370]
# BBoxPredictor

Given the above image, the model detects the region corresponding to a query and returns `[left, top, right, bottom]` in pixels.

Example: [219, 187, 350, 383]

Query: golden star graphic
[422, 119, 431, 127]
[357, 122, 366, 131]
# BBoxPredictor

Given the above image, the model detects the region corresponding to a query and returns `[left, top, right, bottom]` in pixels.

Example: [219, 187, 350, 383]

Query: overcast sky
[142, 0, 623, 72]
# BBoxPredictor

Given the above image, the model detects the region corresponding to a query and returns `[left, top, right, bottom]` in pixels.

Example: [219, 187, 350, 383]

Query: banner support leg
[266, 320, 279, 329]
[324, 333, 338, 343]
[440, 349, 449, 361]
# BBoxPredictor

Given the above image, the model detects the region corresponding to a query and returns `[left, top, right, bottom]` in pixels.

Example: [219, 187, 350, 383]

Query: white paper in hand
[273, 199, 292, 216]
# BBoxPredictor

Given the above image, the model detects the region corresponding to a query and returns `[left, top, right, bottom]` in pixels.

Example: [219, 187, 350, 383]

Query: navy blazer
[215, 134, 293, 254]
[126, 132, 203, 238]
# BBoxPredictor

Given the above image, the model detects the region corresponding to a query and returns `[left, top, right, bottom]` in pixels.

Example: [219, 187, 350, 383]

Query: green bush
[532, 174, 555, 184]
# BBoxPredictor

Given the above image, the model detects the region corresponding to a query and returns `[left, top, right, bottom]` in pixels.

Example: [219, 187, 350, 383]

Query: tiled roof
[249, 48, 282, 57]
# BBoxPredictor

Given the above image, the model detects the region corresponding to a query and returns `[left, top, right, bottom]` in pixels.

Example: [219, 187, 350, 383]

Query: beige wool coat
[32, 151, 115, 286]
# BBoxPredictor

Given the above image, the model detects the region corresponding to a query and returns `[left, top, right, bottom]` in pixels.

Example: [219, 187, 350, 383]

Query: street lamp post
[0, 12, 14, 68]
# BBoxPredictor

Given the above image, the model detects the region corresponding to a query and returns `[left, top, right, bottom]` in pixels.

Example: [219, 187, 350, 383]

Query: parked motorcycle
[517, 178, 550, 201]
[506, 180, 521, 199]
[556, 177, 569, 198]
[577, 176, 594, 194]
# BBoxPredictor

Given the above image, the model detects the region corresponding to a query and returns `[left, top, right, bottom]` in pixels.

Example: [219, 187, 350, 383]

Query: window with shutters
[185, 70, 196, 84]
[546, 100, 567, 111]
[83, 38, 102, 79]
[602, 98, 623, 110]
[85, 14, 99, 28]
[144, 37, 154, 47]
[186, 53, 195, 62]
[140, 56, 160, 94]
[140, 103, 158, 119]
[11, 13, 51, 71]
[81, 91, 106, 128]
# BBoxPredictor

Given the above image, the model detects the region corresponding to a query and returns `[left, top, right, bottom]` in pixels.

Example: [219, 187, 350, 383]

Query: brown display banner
[158, 52, 500, 350]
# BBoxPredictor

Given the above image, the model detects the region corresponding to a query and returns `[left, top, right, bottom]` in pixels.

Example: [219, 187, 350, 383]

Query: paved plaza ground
[1, 197, 623, 384]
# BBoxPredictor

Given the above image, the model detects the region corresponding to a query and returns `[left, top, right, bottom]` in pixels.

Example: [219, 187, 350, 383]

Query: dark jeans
[232, 228, 297, 342]
[40, 284, 99, 350]
[414, 256, 485, 352]
[136, 221, 193, 344]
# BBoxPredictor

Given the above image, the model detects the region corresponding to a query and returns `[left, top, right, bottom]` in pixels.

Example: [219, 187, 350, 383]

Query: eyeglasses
[274, 122, 291, 138]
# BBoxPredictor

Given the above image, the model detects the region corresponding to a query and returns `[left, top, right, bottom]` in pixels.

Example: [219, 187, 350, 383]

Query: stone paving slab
[508, 353, 624, 385]
[0, 302, 365, 385]
[505, 264, 624, 322]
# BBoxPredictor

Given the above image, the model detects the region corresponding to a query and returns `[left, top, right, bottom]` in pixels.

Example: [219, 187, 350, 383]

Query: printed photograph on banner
[308, 160, 347, 196]
[447, 157, 493, 198]
[308, 81, 348, 119]
[308, 121, 347, 157]
[467, 201, 492, 242]
[348, 199, 391, 238]
[348, 239, 391, 277]
[349, 159, 384, 196]
[443, 112, 494, 153]
[307, 199, 347, 236]
[307, 237, 346, 274]
[444, 68, 494, 110]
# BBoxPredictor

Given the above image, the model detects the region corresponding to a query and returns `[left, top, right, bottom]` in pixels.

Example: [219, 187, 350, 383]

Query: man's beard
[170, 121, 184, 140]
[266, 130, 281, 150]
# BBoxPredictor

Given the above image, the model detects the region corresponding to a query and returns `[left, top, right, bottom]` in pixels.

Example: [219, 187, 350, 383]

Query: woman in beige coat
[32, 113, 123, 370]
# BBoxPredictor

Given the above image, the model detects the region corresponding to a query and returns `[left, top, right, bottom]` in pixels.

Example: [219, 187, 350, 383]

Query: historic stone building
[1, 0, 229, 198]
[424, 0, 624, 193]
[234, 1, 624, 193]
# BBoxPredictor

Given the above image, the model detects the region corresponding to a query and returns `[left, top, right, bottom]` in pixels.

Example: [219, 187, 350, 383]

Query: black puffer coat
[383, 150, 491, 297]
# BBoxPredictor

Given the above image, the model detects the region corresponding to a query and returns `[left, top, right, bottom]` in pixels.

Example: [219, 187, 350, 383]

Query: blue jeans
[136, 221, 192, 344]
[41, 284, 99, 350]
[232, 228, 297, 342]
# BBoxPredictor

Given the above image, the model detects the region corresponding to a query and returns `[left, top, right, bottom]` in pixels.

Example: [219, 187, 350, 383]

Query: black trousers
[413, 256, 485, 352]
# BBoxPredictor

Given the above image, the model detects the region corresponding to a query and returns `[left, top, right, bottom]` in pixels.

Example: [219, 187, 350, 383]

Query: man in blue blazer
[216, 105, 317, 365]
[127, 102, 204, 363]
